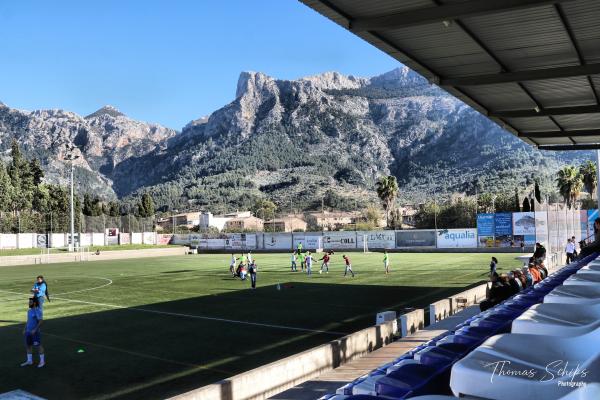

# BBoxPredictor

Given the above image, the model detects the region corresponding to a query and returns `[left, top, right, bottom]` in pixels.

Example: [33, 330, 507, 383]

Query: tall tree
[579, 160, 597, 199]
[140, 193, 155, 217]
[83, 194, 94, 216]
[556, 165, 583, 208]
[534, 180, 542, 203]
[0, 162, 15, 211]
[29, 159, 44, 186]
[376, 175, 399, 228]
[522, 197, 531, 212]
[514, 188, 520, 211]
[251, 199, 277, 221]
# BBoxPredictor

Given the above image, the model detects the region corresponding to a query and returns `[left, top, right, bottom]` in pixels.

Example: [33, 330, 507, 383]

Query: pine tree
[534, 180, 542, 203]
[140, 193, 155, 217]
[83, 194, 94, 216]
[522, 197, 531, 212]
[29, 159, 44, 185]
[0, 162, 15, 211]
[514, 188, 520, 211]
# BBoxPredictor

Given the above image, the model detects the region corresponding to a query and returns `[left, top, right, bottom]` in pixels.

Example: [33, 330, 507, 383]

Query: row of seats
[319, 254, 600, 400]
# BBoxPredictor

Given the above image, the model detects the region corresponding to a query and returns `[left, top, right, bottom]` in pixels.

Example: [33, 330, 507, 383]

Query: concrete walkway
[270, 306, 481, 400]
[0, 246, 187, 267]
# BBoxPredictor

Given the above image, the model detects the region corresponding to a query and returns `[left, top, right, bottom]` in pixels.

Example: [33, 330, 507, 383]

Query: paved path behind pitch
[270, 305, 481, 400]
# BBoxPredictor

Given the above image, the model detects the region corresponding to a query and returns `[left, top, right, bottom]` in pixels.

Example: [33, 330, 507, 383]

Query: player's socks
[21, 354, 33, 366]
[38, 354, 45, 367]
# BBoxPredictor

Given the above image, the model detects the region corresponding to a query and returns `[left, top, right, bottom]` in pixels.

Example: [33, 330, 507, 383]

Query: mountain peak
[85, 105, 126, 119]
[300, 71, 367, 90]
[236, 71, 276, 98]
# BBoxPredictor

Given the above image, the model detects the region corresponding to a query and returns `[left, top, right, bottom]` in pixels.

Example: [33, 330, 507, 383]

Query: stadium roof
[299, 0, 600, 150]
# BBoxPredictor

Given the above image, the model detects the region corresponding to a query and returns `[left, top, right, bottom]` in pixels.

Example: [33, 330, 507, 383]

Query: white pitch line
[0, 288, 347, 336]
[54, 277, 113, 296]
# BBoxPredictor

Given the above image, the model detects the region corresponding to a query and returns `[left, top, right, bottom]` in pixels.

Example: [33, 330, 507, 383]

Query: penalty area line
[0, 287, 347, 336]
[51, 296, 348, 336]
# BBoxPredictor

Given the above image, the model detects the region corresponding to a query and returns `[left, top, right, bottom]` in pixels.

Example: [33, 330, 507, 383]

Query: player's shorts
[24, 331, 41, 346]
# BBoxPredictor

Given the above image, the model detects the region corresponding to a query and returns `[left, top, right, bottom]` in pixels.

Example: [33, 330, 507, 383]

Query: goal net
[40, 246, 90, 263]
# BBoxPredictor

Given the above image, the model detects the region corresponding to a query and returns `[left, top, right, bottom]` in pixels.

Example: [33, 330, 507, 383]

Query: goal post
[363, 234, 369, 253]
[39, 246, 90, 263]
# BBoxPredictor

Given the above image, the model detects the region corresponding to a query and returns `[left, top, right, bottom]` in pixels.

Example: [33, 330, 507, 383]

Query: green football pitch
[0, 252, 520, 400]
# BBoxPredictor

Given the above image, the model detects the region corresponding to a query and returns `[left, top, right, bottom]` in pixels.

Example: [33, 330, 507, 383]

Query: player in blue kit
[31, 275, 50, 309]
[21, 297, 45, 368]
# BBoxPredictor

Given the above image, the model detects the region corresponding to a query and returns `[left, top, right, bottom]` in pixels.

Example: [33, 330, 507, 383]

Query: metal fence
[0, 212, 155, 234]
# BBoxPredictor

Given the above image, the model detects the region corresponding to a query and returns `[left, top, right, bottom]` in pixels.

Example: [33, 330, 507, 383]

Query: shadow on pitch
[0, 281, 465, 400]
[161, 269, 197, 274]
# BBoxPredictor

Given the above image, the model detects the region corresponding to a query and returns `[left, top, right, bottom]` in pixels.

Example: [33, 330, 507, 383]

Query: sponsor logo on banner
[293, 234, 322, 250]
[157, 234, 173, 245]
[494, 213, 512, 236]
[363, 231, 395, 249]
[143, 232, 155, 245]
[323, 232, 356, 249]
[36, 234, 48, 248]
[395, 230, 436, 247]
[119, 233, 130, 245]
[477, 213, 494, 236]
[513, 212, 536, 235]
[437, 229, 477, 248]
[105, 228, 119, 245]
[264, 233, 292, 250]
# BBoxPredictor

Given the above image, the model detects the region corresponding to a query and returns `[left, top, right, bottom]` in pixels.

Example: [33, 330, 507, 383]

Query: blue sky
[0, 1, 399, 129]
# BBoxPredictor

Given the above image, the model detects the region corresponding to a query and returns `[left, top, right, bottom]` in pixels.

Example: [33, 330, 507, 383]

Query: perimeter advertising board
[395, 230, 436, 248]
[323, 232, 357, 249]
[477, 213, 495, 248]
[357, 231, 396, 249]
[263, 233, 292, 250]
[513, 212, 536, 235]
[36, 234, 48, 248]
[436, 229, 477, 248]
[293, 234, 322, 250]
[476, 214, 494, 236]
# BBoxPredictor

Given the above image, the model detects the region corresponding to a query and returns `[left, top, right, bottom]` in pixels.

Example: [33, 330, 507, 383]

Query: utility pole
[65, 147, 79, 252]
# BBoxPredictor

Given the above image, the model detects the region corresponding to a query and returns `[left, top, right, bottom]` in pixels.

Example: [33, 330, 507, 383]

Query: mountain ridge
[0, 67, 590, 212]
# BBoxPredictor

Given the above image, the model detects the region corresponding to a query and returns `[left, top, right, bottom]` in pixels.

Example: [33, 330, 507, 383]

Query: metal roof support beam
[520, 130, 600, 138]
[491, 105, 600, 118]
[349, 0, 574, 31]
[539, 144, 600, 151]
[440, 63, 600, 86]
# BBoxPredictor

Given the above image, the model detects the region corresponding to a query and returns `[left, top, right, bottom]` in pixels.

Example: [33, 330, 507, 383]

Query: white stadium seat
[562, 272, 600, 286]
[450, 328, 600, 399]
[579, 264, 600, 273]
[543, 284, 600, 305]
[512, 302, 600, 336]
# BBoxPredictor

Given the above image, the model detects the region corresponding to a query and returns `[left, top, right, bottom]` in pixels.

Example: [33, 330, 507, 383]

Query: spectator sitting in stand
[528, 262, 542, 284]
[514, 269, 527, 289]
[521, 266, 533, 287]
[480, 272, 512, 311]
[507, 271, 523, 294]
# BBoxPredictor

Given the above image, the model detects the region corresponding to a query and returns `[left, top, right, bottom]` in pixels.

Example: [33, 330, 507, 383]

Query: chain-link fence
[0, 212, 155, 234]
[534, 200, 584, 255]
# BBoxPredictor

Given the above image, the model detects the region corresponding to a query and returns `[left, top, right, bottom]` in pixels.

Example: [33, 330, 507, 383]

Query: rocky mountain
[0, 67, 590, 212]
[0, 102, 176, 198]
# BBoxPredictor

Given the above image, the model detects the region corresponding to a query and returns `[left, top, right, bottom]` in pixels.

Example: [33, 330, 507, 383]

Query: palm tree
[579, 160, 597, 199]
[556, 166, 583, 208]
[376, 175, 399, 227]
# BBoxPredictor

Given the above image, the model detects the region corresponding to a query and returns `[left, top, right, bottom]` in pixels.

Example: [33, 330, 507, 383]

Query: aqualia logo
[444, 230, 475, 241]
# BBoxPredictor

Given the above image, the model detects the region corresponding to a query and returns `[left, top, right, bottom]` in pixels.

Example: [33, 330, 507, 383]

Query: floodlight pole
[69, 162, 75, 252]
